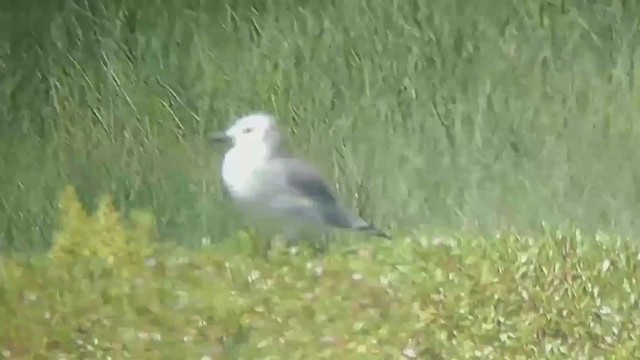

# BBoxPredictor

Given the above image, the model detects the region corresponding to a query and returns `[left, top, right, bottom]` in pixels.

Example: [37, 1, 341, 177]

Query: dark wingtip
[374, 230, 393, 240]
[357, 224, 392, 240]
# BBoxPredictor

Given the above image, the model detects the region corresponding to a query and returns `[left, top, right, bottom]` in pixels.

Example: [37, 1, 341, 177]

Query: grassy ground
[4, 234, 640, 359]
[2, 0, 640, 358]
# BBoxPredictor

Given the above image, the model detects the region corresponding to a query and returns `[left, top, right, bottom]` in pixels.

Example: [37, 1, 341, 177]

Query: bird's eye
[242, 127, 253, 134]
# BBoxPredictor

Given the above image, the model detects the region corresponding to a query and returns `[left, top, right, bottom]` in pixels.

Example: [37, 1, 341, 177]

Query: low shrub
[1, 188, 639, 358]
[48, 185, 157, 279]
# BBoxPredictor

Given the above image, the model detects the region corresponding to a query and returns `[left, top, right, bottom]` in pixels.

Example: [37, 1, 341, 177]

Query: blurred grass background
[2, 0, 640, 251]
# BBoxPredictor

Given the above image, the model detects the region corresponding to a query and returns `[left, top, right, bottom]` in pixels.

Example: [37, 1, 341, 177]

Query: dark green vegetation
[2, 0, 640, 249]
[2, 0, 640, 358]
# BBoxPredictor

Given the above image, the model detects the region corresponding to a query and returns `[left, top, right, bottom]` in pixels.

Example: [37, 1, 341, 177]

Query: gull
[209, 112, 390, 243]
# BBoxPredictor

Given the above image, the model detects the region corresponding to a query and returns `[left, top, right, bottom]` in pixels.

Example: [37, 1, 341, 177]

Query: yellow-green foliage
[2, 216, 640, 358]
[48, 185, 156, 277]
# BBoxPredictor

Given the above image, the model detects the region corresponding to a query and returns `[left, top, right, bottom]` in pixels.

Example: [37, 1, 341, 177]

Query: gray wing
[259, 157, 391, 239]
[262, 157, 361, 229]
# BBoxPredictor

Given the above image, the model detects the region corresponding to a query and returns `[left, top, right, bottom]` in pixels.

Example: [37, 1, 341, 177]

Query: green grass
[2, 0, 640, 249]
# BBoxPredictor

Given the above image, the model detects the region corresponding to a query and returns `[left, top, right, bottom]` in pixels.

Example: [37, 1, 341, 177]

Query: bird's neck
[226, 142, 275, 168]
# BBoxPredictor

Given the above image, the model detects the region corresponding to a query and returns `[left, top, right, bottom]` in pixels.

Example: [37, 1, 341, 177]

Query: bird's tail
[324, 208, 391, 239]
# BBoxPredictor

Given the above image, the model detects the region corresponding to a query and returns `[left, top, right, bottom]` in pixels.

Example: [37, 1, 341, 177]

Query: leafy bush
[1, 190, 639, 358]
[48, 185, 157, 278]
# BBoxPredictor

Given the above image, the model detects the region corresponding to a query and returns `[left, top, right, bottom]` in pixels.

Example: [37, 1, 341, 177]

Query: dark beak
[208, 131, 231, 144]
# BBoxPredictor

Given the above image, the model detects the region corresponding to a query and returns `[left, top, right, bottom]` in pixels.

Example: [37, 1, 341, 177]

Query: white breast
[222, 146, 276, 202]
[222, 148, 256, 199]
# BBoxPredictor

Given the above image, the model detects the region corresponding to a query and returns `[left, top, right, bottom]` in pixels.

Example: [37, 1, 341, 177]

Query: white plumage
[210, 112, 390, 241]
